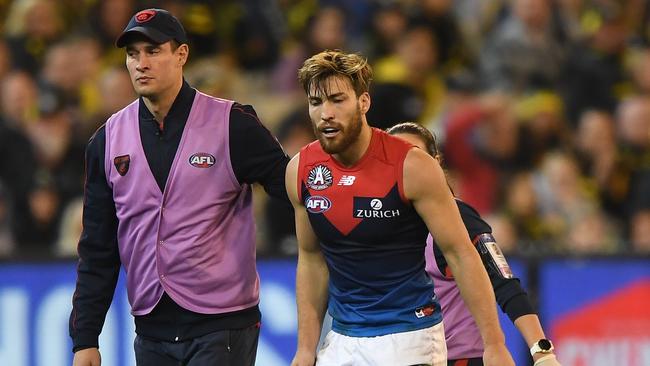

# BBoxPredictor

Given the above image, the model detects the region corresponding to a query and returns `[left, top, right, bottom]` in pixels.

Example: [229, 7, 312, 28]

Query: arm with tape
[473, 233, 561, 365]
[473, 233, 532, 322]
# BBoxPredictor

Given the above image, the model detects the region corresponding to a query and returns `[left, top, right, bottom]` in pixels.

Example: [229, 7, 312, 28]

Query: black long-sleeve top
[70, 81, 290, 352]
[432, 200, 535, 321]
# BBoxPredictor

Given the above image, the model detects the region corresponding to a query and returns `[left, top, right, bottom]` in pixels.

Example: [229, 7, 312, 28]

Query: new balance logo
[337, 175, 356, 186]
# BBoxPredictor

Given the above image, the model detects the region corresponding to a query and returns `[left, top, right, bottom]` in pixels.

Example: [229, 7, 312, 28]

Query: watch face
[538, 339, 552, 350]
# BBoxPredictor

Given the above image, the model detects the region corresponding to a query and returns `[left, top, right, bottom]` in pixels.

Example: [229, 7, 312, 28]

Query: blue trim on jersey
[328, 267, 443, 337]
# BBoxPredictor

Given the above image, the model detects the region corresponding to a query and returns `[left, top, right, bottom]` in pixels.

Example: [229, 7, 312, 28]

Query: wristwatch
[530, 339, 554, 356]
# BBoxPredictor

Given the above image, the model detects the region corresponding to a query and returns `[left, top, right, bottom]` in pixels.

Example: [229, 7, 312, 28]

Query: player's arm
[513, 315, 561, 365]
[403, 148, 513, 366]
[228, 104, 290, 202]
[286, 153, 329, 366]
[70, 127, 121, 366]
[471, 232, 560, 365]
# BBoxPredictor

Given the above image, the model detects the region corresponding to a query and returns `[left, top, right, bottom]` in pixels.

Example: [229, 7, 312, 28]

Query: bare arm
[514, 315, 560, 364]
[403, 148, 513, 366]
[73, 348, 101, 366]
[287, 154, 329, 366]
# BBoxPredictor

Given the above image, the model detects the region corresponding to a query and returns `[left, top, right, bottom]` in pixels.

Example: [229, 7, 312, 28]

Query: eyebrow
[309, 92, 346, 101]
[126, 44, 161, 52]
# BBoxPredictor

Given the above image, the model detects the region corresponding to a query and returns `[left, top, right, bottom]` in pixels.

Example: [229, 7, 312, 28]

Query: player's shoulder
[377, 128, 414, 157]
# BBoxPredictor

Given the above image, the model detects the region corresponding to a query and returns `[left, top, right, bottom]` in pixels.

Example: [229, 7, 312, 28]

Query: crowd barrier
[0, 256, 648, 366]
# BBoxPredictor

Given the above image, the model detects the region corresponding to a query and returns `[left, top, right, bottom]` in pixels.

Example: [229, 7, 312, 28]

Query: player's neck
[142, 79, 183, 124]
[333, 124, 373, 168]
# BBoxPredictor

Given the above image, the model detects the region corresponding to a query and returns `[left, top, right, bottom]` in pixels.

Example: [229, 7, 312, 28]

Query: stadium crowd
[0, 0, 648, 258]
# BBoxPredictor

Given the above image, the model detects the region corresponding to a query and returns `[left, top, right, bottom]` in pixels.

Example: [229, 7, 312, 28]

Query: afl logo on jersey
[305, 196, 331, 214]
[307, 164, 333, 190]
[189, 153, 216, 168]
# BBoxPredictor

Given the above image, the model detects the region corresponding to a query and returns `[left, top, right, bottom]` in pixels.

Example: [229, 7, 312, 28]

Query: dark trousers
[448, 358, 483, 366]
[134, 324, 260, 366]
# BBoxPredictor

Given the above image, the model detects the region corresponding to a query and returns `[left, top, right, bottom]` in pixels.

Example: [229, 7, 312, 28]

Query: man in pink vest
[69, 8, 289, 366]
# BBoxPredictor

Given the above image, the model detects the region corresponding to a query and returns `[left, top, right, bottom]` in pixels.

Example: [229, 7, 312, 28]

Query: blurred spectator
[484, 213, 519, 254]
[87, 66, 136, 137]
[572, 109, 637, 220]
[500, 172, 550, 246]
[87, 0, 134, 48]
[480, 0, 565, 93]
[263, 106, 314, 256]
[272, 5, 348, 95]
[413, 0, 469, 71]
[627, 47, 650, 94]
[55, 196, 82, 257]
[444, 93, 519, 214]
[364, 3, 409, 60]
[17, 85, 85, 250]
[0, 40, 12, 81]
[231, 2, 282, 71]
[451, 0, 508, 61]
[0, 0, 649, 256]
[4, 0, 65, 73]
[371, 24, 445, 129]
[513, 91, 570, 169]
[533, 151, 618, 253]
[567, 210, 618, 253]
[39, 36, 103, 125]
[0, 71, 39, 128]
[0, 116, 36, 255]
[630, 209, 650, 253]
[0, 183, 14, 256]
[561, 1, 631, 125]
[616, 97, 650, 221]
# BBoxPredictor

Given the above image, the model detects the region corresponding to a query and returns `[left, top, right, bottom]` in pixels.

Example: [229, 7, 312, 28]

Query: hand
[290, 350, 316, 366]
[483, 342, 515, 366]
[534, 354, 562, 366]
[72, 347, 101, 366]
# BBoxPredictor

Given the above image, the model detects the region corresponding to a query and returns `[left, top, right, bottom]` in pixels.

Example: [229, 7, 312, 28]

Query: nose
[320, 101, 335, 121]
[136, 54, 150, 71]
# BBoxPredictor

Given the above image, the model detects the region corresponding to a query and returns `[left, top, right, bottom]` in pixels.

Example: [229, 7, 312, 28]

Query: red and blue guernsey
[297, 128, 442, 337]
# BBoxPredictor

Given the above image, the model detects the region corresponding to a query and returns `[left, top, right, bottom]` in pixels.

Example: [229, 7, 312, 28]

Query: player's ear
[359, 92, 371, 114]
[177, 44, 189, 66]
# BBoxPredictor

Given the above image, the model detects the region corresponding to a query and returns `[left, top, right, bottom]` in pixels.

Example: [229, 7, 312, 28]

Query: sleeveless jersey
[298, 128, 442, 337]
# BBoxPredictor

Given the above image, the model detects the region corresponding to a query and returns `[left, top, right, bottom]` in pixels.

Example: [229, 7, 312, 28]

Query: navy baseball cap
[116, 8, 188, 48]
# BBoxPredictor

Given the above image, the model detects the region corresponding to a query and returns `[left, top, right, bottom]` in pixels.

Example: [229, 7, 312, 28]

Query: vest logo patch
[306, 164, 333, 190]
[415, 304, 436, 318]
[114, 155, 130, 176]
[305, 196, 331, 214]
[189, 153, 216, 168]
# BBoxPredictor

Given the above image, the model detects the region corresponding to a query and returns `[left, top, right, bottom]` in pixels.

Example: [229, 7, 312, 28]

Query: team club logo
[135, 9, 157, 23]
[189, 153, 216, 168]
[113, 155, 130, 176]
[305, 196, 332, 214]
[306, 164, 333, 190]
[415, 304, 436, 318]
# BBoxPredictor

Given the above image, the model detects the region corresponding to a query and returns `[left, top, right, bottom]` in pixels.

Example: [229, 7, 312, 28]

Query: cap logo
[135, 9, 156, 23]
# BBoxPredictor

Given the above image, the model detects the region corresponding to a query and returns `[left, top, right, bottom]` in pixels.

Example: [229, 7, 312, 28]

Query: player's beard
[316, 105, 363, 155]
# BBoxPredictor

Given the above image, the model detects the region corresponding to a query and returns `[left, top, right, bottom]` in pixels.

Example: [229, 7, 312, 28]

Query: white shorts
[316, 322, 447, 366]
